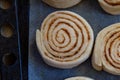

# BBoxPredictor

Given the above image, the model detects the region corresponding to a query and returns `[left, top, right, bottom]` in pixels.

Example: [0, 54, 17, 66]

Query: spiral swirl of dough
[36, 11, 94, 69]
[98, 0, 120, 15]
[104, 0, 120, 5]
[92, 23, 120, 75]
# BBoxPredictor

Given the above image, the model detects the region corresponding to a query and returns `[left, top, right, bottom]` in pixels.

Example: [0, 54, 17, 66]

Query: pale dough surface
[36, 11, 94, 69]
[98, 0, 120, 15]
[92, 23, 120, 75]
[65, 76, 94, 80]
[42, 0, 82, 8]
[105, 0, 120, 4]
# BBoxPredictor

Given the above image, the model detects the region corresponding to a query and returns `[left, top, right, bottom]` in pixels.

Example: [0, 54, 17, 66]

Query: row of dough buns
[36, 11, 120, 75]
[42, 0, 120, 15]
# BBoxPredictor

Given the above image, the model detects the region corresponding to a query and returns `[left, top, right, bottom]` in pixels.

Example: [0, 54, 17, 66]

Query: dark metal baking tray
[29, 0, 120, 80]
[0, 0, 29, 80]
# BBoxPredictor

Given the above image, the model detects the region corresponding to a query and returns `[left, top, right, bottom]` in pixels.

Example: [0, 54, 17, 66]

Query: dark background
[18, 0, 29, 80]
[0, 0, 29, 80]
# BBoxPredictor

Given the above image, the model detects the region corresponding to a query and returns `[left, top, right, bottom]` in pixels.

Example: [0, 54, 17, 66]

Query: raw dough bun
[92, 23, 120, 75]
[36, 11, 94, 69]
[65, 76, 94, 80]
[42, 0, 82, 8]
[98, 0, 120, 15]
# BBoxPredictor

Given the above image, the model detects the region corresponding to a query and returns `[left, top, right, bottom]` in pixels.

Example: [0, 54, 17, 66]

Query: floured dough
[65, 76, 94, 80]
[36, 11, 94, 69]
[98, 0, 120, 15]
[42, 0, 82, 8]
[92, 23, 120, 75]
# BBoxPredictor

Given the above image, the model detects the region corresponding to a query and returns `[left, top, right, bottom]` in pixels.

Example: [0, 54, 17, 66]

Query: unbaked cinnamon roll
[92, 23, 120, 75]
[65, 76, 94, 80]
[98, 0, 120, 15]
[42, 0, 82, 8]
[36, 11, 94, 69]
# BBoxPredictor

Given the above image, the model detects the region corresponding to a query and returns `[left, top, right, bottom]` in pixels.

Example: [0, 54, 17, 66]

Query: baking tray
[29, 0, 120, 80]
[0, 0, 29, 80]
[17, 0, 29, 79]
